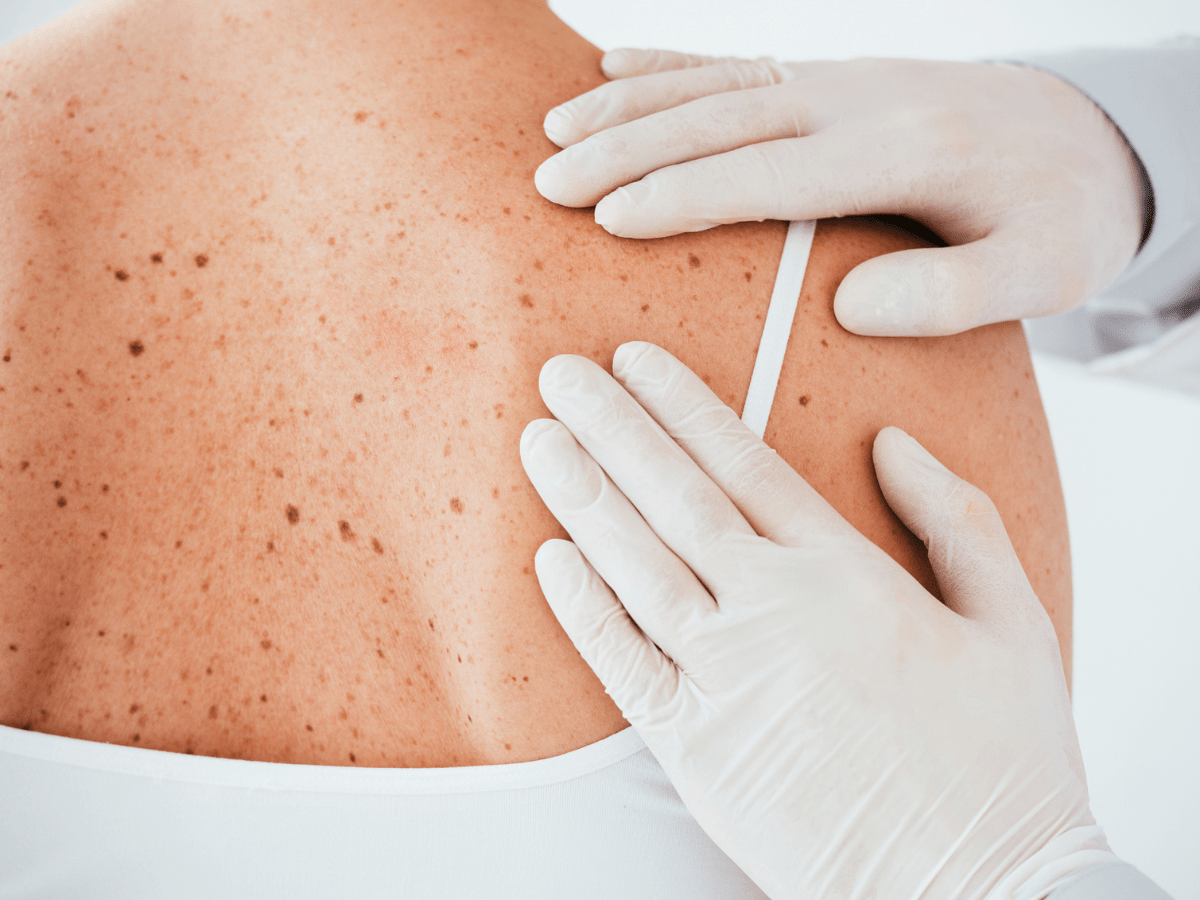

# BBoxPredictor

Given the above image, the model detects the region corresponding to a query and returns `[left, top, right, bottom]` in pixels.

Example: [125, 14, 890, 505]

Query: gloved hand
[520, 341, 1118, 899]
[534, 51, 1148, 336]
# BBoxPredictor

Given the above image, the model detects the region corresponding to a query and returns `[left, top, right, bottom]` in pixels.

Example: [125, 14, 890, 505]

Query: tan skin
[0, 0, 1070, 767]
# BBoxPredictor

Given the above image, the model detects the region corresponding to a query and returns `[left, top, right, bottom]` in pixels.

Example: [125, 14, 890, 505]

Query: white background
[4, 0, 1200, 896]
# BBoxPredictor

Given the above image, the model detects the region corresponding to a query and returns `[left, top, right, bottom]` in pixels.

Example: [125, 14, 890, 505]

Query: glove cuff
[987, 824, 1120, 900]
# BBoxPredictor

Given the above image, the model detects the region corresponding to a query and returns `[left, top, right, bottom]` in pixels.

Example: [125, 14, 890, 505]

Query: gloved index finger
[613, 342, 848, 547]
[538, 354, 758, 594]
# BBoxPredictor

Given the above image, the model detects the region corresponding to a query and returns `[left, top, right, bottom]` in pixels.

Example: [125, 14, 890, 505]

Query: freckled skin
[0, 0, 1069, 767]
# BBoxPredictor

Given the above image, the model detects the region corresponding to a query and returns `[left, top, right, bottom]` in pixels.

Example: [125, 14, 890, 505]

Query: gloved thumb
[833, 229, 1077, 336]
[872, 427, 1042, 631]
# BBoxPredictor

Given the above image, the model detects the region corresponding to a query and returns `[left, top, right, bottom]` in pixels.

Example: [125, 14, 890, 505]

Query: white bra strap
[741, 220, 816, 439]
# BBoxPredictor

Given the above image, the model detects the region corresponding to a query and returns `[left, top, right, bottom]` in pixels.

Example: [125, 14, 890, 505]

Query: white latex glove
[520, 342, 1118, 900]
[534, 51, 1148, 336]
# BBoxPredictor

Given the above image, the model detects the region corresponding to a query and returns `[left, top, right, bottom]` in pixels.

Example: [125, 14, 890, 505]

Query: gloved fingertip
[533, 155, 568, 204]
[833, 264, 931, 337]
[595, 183, 652, 236]
[873, 426, 949, 482]
[611, 340, 655, 380]
[611, 341, 673, 391]
[593, 190, 628, 235]
[537, 353, 591, 401]
[533, 538, 586, 603]
[542, 104, 579, 149]
[519, 417, 563, 462]
[600, 48, 650, 80]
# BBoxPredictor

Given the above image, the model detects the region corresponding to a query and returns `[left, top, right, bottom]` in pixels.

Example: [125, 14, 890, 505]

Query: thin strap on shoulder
[741, 220, 816, 439]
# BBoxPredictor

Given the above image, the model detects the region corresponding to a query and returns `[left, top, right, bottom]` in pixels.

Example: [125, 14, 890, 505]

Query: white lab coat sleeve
[1013, 38, 1200, 393]
[1046, 860, 1174, 899]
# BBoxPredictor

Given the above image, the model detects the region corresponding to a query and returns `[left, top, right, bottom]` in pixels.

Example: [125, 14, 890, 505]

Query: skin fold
[0, 0, 1069, 766]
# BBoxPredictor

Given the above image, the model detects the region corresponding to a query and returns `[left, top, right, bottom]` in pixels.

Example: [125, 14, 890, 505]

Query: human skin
[0, 0, 1070, 767]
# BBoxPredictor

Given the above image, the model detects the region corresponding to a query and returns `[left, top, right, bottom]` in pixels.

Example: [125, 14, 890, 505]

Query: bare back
[0, 0, 1071, 766]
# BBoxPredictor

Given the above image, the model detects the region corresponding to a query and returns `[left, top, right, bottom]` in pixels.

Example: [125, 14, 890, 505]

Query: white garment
[0, 224, 816, 900]
[1017, 37, 1200, 396]
[0, 724, 765, 899]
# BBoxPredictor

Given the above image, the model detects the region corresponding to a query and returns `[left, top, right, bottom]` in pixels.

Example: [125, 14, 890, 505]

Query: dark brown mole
[688, 253, 701, 269]
[56, 496, 67, 508]
[54, 480, 62, 488]
[286, 504, 300, 524]
[338, 520, 355, 541]
[102, 484, 109, 492]
[7, 645, 16, 652]
[130, 703, 140, 714]
[266, 541, 275, 552]
[97, 630, 106, 637]
[260, 694, 268, 702]
[349, 753, 357, 763]
[306, 724, 314, 732]
[449, 497, 464, 514]
[260, 639, 273, 650]
[175, 540, 183, 549]
[353, 393, 363, 403]
[518, 293, 534, 308]
[129, 340, 145, 357]
[468, 341, 478, 350]
[195, 254, 209, 268]
[99, 531, 108, 539]
[640, 304, 650, 312]
[2, 350, 10, 362]
[427, 618, 435, 631]
[820, 339, 829, 348]
[799, 395, 811, 407]
[371, 537, 384, 555]
[20, 461, 29, 470]
[113, 269, 129, 282]
[206, 667, 213, 675]
[151, 253, 163, 264]
[744, 271, 753, 281]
